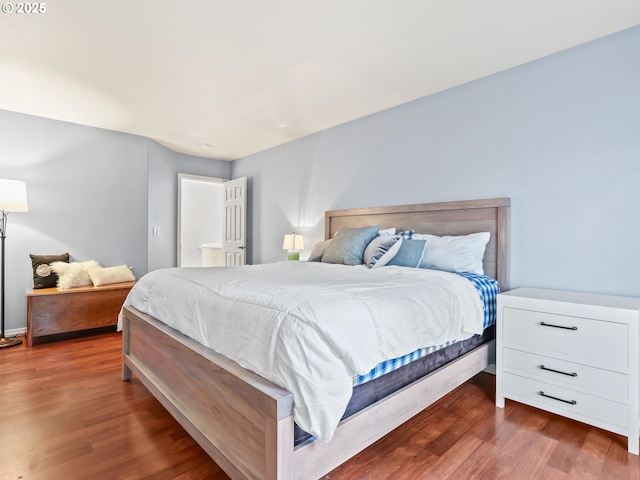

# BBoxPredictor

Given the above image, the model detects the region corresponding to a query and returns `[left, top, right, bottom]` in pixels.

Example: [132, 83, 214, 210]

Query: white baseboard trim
[483, 363, 496, 375]
[5, 327, 26, 337]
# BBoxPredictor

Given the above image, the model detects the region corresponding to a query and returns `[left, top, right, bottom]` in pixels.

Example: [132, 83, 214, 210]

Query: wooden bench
[25, 281, 135, 347]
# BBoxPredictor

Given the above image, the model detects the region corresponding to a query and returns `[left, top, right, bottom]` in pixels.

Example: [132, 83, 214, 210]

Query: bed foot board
[122, 306, 295, 480]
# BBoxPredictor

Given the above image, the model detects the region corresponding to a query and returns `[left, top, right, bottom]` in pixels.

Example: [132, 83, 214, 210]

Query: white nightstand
[496, 287, 640, 454]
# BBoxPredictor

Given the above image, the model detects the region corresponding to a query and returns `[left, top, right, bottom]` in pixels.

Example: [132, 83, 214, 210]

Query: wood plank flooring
[1, 332, 639, 479]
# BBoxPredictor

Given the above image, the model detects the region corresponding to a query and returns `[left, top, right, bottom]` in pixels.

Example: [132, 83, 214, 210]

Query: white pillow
[88, 265, 135, 286]
[50, 260, 101, 289]
[377, 227, 396, 236]
[413, 232, 490, 274]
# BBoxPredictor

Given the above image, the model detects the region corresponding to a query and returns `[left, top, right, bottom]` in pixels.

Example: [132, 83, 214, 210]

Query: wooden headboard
[325, 198, 510, 290]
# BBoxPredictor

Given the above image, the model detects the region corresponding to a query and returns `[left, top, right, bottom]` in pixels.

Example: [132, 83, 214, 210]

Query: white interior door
[222, 177, 247, 266]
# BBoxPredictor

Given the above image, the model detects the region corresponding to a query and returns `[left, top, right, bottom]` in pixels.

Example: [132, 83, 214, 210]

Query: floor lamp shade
[0, 178, 28, 348]
[0, 179, 29, 212]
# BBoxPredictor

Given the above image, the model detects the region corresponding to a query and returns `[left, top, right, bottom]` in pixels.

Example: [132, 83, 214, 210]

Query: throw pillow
[321, 226, 380, 265]
[363, 235, 402, 268]
[30, 253, 70, 289]
[50, 260, 101, 289]
[88, 265, 135, 286]
[414, 231, 490, 274]
[307, 239, 332, 262]
[386, 239, 427, 268]
[397, 230, 414, 240]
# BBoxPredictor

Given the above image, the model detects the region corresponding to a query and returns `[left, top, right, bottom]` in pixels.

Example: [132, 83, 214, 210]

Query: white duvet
[120, 261, 483, 440]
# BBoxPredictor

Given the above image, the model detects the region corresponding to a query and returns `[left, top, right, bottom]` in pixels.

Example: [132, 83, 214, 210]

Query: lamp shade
[0, 179, 28, 212]
[283, 234, 304, 251]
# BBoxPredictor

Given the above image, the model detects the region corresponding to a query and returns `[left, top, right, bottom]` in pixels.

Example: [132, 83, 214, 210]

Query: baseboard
[483, 363, 496, 375]
[6, 327, 26, 337]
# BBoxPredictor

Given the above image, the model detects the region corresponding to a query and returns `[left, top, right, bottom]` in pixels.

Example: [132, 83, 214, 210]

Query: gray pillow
[386, 239, 426, 268]
[307, 239, 332, 262]
[363, 235, 402, 268]
[321, 226, 380, 265]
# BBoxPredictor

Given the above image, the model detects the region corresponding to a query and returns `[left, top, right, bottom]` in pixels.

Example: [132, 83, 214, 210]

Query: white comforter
[120, 261, 483, 440]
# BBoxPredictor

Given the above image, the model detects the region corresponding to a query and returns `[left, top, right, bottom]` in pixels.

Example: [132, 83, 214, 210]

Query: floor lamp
[0, 179, 28, 348]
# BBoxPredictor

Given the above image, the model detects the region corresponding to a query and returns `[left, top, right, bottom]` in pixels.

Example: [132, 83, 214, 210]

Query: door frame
[177, 173, 228, 267]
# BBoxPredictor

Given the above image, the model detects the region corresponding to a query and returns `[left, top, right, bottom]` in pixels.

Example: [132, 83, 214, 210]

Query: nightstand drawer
[502, 307, 627, 371]
[503, 372, 628, 429]
[503, 348, 628, 400]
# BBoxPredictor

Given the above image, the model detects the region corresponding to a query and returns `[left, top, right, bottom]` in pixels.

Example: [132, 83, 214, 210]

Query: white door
[222, 177, 247, 266]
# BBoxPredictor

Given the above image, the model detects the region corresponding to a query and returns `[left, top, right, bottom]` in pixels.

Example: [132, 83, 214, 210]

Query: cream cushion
[307, 239, 332, 262]
[88, 265, 135, 286]
[50, 260, 101, 289]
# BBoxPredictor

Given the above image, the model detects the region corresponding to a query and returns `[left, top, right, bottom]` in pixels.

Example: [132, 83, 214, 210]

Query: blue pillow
[321, 226, 380, 265]
[386, 239, 426, 268]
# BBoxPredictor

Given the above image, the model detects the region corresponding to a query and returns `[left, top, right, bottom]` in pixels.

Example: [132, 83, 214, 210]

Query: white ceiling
[1, 1, 639, 161]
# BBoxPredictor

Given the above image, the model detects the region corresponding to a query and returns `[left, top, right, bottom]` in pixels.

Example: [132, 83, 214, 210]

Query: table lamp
[283, 233, 304, 261]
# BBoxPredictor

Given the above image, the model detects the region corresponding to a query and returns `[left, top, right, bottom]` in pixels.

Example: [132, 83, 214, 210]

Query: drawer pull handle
[539, 391, 577, 405]
[540, 321, 577, 331]
[539, 365, 578, 377]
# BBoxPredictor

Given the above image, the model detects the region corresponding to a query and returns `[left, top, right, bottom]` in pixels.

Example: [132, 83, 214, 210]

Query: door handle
[237, 246, 246, 250]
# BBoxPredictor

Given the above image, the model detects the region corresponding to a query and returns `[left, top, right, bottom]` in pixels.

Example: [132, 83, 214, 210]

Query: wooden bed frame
[122, 197, 510, 480]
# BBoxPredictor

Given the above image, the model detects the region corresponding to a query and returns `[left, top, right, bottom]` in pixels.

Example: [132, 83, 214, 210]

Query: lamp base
[287, 251, 300, 261]
[0, 336, 23, 348]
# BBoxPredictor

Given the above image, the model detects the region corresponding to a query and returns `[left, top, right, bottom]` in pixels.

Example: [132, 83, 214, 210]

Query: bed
[121, 197, 510, 480]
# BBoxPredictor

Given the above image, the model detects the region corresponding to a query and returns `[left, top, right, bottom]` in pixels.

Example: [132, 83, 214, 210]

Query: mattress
[121, 262, 486, 440]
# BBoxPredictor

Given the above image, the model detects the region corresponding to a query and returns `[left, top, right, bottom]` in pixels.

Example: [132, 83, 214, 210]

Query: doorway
[178, 174, 226, 267]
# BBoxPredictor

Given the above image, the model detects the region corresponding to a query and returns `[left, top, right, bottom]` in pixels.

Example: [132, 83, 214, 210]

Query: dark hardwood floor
[1, 332, 639, 479]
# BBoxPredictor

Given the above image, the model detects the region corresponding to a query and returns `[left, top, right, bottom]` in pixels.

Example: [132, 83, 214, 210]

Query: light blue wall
[147, 140, 230, 271]
[232, 26, 640, 298]
[0, 110, 148, 331]
[0, 110, 230, 331]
